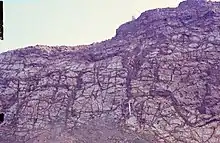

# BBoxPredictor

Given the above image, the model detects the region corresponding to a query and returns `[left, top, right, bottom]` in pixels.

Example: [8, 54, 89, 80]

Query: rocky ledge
[1, 0, 220, 142]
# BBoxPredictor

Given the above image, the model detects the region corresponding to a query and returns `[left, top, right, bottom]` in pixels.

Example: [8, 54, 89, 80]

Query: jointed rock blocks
[1, 0, 220, 142]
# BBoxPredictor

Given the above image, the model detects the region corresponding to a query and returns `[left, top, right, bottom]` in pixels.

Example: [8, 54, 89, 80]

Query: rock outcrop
[1, 0, 220, 142]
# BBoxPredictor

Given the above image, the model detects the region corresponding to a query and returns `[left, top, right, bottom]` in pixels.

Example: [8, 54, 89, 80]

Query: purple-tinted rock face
[1, 0, 220, 143]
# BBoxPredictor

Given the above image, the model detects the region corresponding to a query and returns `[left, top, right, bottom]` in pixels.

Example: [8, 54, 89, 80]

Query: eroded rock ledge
[1, 0, 220, 142]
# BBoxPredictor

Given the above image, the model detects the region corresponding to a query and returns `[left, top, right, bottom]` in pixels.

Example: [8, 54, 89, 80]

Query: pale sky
[0, 0, 203, 53]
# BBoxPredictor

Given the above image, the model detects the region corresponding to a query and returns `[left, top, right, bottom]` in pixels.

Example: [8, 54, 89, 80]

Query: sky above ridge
[0, 0, 218, 53]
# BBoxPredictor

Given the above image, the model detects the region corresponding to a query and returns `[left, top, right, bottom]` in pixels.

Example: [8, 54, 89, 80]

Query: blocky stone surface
[1, 0, 220, 142]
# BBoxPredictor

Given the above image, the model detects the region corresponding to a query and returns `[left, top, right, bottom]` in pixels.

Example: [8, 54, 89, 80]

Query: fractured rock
[1, 0, 220, 142]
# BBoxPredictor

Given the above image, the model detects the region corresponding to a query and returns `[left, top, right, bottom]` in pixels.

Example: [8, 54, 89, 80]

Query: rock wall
[1, 0, 220, 142]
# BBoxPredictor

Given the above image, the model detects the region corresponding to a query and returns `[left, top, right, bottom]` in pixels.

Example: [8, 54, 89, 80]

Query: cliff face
[1, 0, 220, 142]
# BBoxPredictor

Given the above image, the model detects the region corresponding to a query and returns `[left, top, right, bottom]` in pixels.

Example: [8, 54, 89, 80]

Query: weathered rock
[1, 0, 220, 142]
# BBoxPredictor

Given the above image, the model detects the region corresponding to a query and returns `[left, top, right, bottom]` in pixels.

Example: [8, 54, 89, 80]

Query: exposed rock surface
[1, 0, 220, 142]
